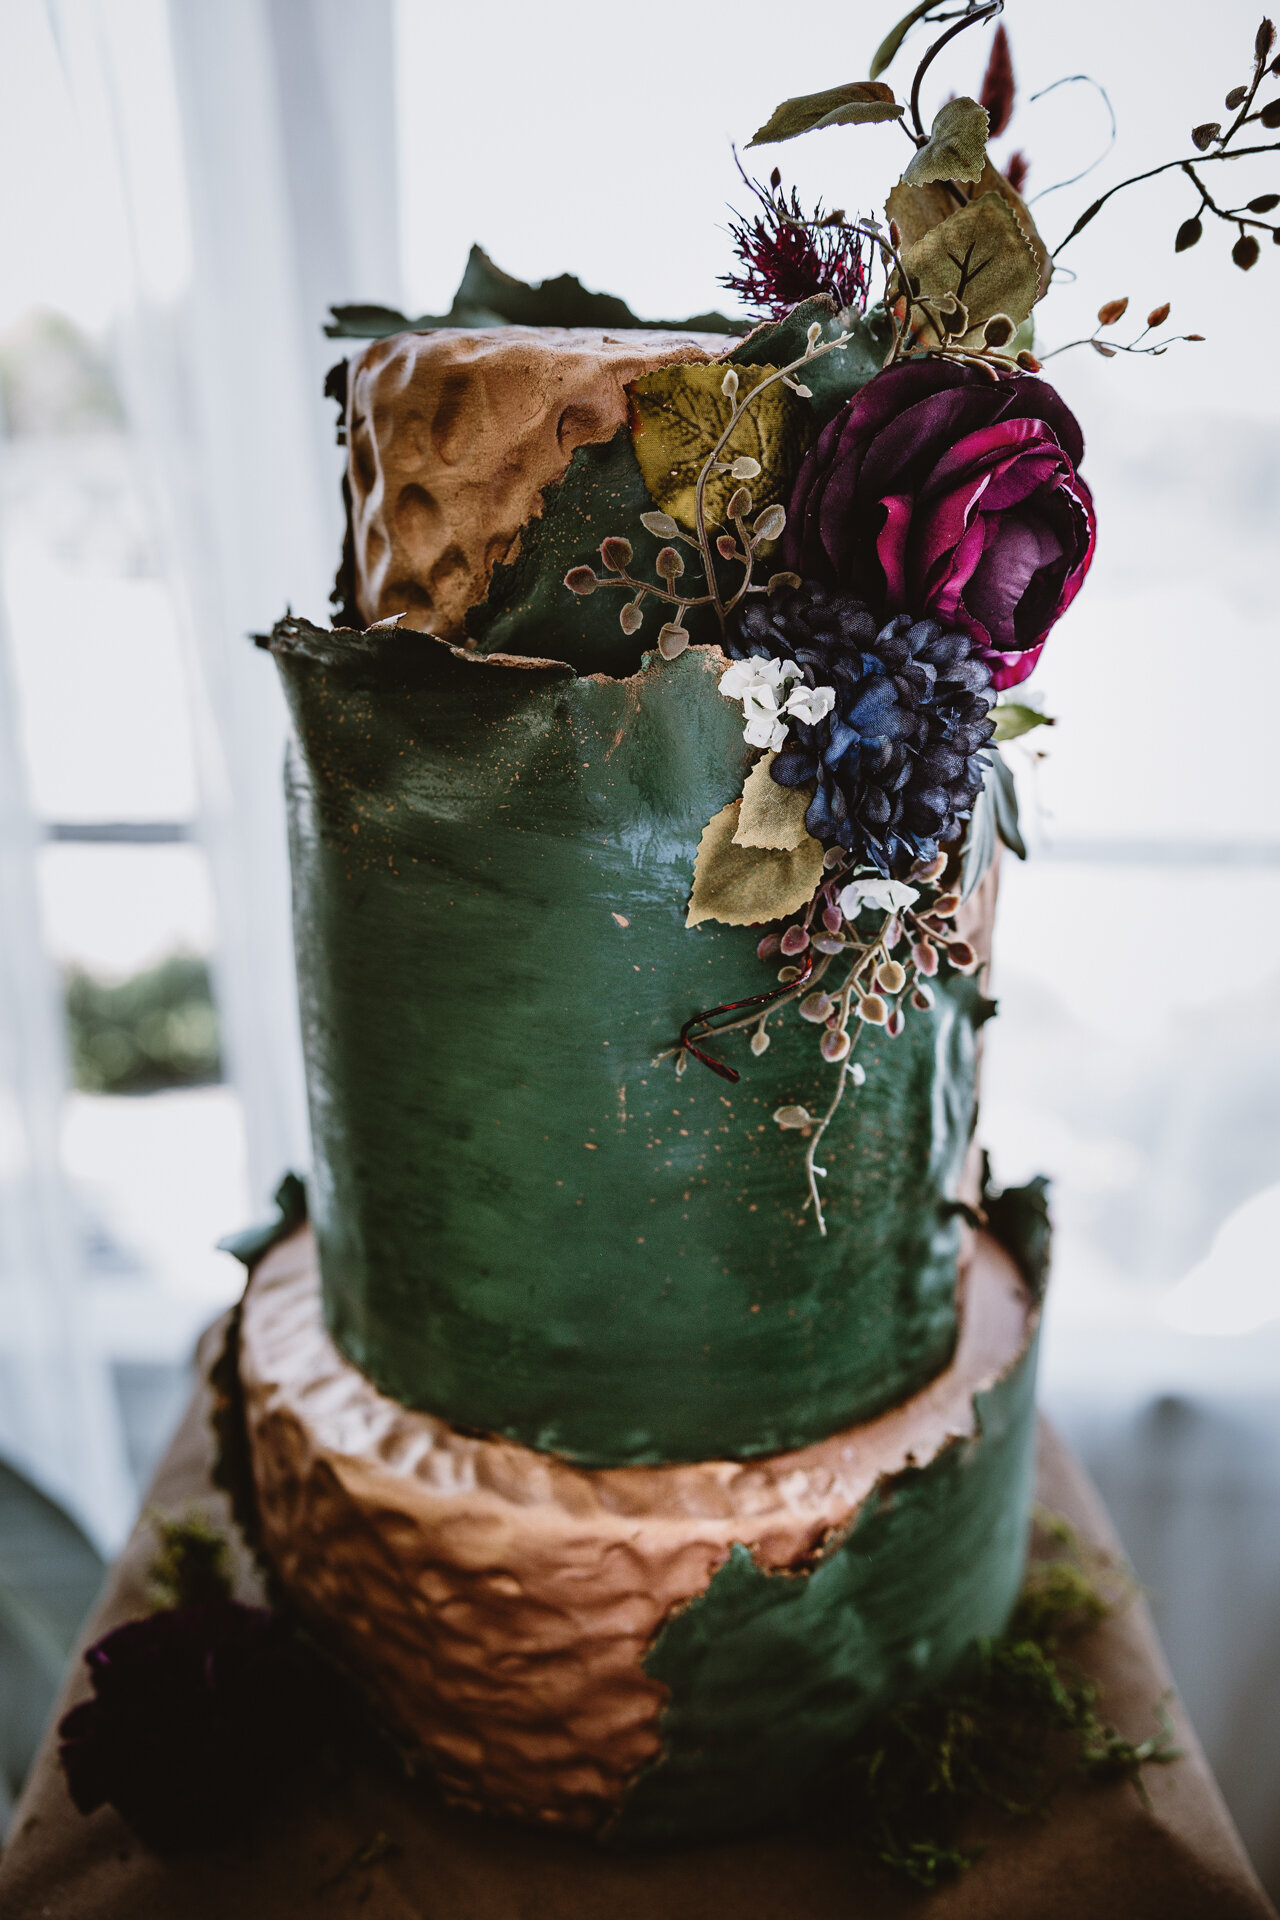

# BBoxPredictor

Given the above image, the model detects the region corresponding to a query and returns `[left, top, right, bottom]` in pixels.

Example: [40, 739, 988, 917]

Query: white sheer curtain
[0, 0, 398, 1550]
[0, 537, 134, 1548]
[50, 0, 400, 1208]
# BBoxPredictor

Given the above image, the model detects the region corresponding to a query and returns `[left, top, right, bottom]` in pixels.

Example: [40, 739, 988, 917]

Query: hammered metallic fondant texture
[239, 1224, 1036, 1837]
[346, 327, 726, 634]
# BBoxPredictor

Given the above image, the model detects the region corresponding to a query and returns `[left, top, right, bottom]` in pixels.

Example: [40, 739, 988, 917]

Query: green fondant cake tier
[271, 615, 992, 1466]
[237, 1223, 1041, 1843]
[618, 1325, 1039, 1843]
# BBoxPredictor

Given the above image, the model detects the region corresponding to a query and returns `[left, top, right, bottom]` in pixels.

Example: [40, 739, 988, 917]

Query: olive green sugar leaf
[733, 753, 815, 852]
[629, 363, 812, 534]
[886, 179, 959, 248]
[993, 703, 1054, 744]
[902, 97, 990, 186]
[870, 0, 936, 80]
[749, 81, 903, 147]
[899, 193, 1041, 347]
[688, 799, 825, 927]
[888, 161, 1052, 302]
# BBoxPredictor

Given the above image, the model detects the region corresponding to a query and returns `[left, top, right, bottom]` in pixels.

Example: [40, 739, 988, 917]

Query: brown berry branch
[1177, 162, 1278, 265]
[1053, 17, 1280, 269]
[659, 845, 976, 1233]
[1041, 295, 1205, 362]
[564, 329, 853, 648]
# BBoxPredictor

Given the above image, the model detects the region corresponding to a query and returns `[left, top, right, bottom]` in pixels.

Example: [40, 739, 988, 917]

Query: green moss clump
[145, 1509, 233, 1611]
[832, 1512, 1181, 1888]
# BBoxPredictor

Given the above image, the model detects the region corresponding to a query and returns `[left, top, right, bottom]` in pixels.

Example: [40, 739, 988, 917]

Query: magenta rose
[784, 359, 1096, 689]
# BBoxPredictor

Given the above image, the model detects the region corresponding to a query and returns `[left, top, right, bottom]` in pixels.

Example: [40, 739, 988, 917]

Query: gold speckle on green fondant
[271, 618, 989, 1465]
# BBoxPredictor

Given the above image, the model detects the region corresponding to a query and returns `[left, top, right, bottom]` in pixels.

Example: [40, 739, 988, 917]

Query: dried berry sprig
[1174, 161, 1280, 265]
[1041, 296, 1206, 363]
[565, 325, 853, 645]
[1054, 17, 1280, 270]
[792, 864, 979, 1232]
[660, 848, 979, 1232]
[672, 948, 819, 1082]
[656, 869, 843, 1080]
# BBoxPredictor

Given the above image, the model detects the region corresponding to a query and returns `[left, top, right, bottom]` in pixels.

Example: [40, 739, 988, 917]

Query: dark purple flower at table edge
[783, 358, 1096, 691]
[58, 1600, 333, 1852]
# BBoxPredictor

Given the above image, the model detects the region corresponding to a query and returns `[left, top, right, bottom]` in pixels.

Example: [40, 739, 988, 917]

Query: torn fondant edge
[238, 1224, 1038, 1835]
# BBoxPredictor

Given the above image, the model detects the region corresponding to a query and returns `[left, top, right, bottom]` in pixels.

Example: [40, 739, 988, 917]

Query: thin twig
[691, 331, 855, 632]
[908, 0, 1004, 143]
[802, 917, 893, 1235]
[1052, 140, 1280, 257]
[1025, 76, 1117, 206]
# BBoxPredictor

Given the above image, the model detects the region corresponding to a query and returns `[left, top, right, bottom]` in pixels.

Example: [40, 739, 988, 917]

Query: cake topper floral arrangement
[563, 0, 1280, 1229]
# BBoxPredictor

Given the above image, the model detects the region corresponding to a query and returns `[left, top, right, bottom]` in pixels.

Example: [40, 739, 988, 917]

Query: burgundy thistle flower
[58, 1602, 335, 1851]
[784, 360, 1096, 689]
[723, 166, 872, 324]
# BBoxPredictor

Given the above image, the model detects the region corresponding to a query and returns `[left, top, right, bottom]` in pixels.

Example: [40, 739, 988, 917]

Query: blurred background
[0, 0, 1277, 1886]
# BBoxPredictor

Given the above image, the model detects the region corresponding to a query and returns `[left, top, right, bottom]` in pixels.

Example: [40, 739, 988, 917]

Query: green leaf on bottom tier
[983, 1170, 1052, 1300]
[688, 798, 824, 927]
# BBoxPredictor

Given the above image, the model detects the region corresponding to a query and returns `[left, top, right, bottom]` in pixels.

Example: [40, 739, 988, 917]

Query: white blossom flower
[743, 710, 788, 751]
[719, 656, 836, 753]
[838, 877, 920, 919]
[783, 683, 836, 727]
[718, 656, 801, 700]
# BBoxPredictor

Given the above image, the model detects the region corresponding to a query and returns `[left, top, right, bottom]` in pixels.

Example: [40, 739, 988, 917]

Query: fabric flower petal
[783, 362, 1094, 684]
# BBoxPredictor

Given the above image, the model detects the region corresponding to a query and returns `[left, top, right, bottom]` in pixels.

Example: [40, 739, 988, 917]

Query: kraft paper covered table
[0, 1319, 1273, 1920]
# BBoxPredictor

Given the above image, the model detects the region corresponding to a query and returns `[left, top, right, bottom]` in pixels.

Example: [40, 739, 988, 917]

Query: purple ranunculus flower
[784, 359, 1096, 690]
[58, 1601, 332, 1851]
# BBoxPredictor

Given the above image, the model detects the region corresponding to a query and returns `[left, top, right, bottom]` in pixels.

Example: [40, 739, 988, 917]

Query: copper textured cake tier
[239, 1222, 1040, 1845]
[346, 327, 728, 635]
